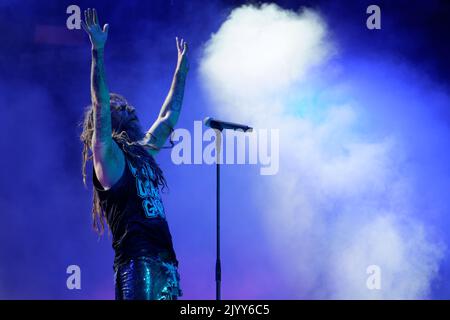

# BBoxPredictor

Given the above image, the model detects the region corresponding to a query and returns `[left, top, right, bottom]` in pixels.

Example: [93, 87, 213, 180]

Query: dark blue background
[0, 0, 449, 299]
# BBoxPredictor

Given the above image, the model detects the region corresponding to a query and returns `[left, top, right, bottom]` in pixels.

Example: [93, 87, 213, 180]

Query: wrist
[92, 47, 105, 60]
[92, 46, 105, 53]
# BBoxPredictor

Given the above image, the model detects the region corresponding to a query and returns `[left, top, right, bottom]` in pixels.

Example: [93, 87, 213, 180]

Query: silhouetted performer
[79, 8, 188, 300]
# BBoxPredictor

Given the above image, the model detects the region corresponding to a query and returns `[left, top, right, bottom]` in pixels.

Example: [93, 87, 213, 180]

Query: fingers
[88, 8, 93, 26]
[85, 8, 92, 27]
[81, 20, 88, 32]
[84, 8, 100, 28]
[180, 38, 187, 55]
[176, 37, 180, 52]
[84, 9, 89, 27]
[103, 24, 109, 34]
[176, 37, 188, 55]
[92, 8, 98, 24]
[93, 8, 98, 25]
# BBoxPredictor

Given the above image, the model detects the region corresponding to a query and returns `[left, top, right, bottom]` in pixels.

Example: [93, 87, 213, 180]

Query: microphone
[204, 117, 253, 132]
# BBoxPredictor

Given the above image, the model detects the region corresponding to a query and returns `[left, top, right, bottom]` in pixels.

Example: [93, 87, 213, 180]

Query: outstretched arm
[144, 37, 189, 155]
[82, 8, 124, 189]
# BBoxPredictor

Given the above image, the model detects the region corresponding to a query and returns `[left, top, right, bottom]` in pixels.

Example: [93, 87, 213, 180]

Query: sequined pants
[114, 256, 182, 300]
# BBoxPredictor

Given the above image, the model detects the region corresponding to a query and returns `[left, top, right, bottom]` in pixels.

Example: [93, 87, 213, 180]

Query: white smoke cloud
[200, 4, 333, 122]
[199, 3, 444, 299]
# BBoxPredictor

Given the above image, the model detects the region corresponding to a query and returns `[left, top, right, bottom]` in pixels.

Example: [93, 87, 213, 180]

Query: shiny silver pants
[114, 256, 182, 300]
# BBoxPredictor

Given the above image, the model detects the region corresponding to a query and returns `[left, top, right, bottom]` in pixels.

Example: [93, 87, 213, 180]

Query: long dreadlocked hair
[80, 93, 168, 235]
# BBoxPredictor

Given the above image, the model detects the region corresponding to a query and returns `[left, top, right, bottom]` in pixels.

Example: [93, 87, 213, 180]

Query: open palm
[176, 37, 189, 75]
[81, 8, 109, 50]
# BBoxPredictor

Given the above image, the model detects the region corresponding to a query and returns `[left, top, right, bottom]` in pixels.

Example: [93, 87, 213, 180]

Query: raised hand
[81, 8, 109, 50]
[176, 37, 189, 75]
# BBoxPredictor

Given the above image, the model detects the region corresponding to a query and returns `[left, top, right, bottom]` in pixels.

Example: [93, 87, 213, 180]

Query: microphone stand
[205, 118, 252, 300]
[214, 128, 222, 301]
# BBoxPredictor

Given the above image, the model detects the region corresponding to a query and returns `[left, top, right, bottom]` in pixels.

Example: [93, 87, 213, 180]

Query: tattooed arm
[82, 8, 125, 189]
[144, 37, 189, 156]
